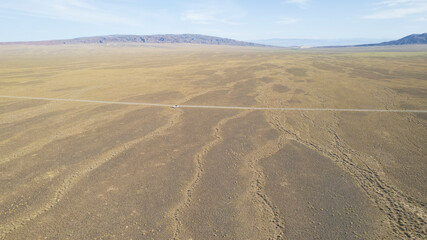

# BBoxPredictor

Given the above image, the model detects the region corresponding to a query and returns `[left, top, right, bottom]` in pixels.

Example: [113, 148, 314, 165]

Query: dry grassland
[0, 44, 426, 239]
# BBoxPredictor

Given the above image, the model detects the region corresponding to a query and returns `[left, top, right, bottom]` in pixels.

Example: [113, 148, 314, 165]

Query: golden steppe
[0, 44, 426, 239]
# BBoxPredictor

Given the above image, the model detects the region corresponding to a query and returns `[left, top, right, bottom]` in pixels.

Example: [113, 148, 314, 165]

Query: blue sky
[0, 0, 426, 42]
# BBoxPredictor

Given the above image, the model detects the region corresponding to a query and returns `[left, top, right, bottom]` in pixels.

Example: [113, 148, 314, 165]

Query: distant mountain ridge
[358, 33, 427, 46]
[0, 34, 264, 47]
[253, 33, 427, 48]
[252, 38, 391, 47]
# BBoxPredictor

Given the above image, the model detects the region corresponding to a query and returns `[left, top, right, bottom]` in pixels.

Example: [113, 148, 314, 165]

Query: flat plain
[0, 44, 426, 239]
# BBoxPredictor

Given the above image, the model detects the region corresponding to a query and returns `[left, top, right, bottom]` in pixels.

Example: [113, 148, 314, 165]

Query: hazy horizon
[1, 0, 426, 42]
[0, 33, 395, 46]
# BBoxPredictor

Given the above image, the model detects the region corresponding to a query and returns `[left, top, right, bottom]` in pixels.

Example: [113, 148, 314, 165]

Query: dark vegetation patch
[286, 117, 296, 126]
[287, 68, 307, 77]
[294, 89, 305, 94]
[0, 107, 167, 208]
[247, 65, 266, 71]
[82, 104, 127, 116]
[348, 70, 387, 80]
[415, 113, 427, 121]
[231, 79, 258, 106]
[401, 104, 427, 121]
[33, 108, 165, 167]
[400, 103, 418, 110]
[260, 140, 378, 239]
[346, 65, 404, 80]
[288, 98, 302, 104]
[0, 110, 65, 141]
[341, 111, 369, 117]
[51, 86, 83, 92]
[391, 70, 427, 81]
[121, 91, 185, 103]
[185, 89, 228, 105]
[186, 79, 258, 106]
[0, 80, 44, 86]
[260, 63, 281, 69]
[344, 62, 426, 81]
[0, 100, 47, 113]
[191, 66, 255, 87]
[258, 77, 273, 83]
[33, 109, 238, 240]
[272, 84, 290, 93]
[248, 63, 281, 72]
[182, 110, 277, 238]
[359, 66, 391, 76]
[1, 72, 53, 79]
[312, 62, 344, 72]
[393, 87, 427, 97]
[194, 69, 217, 76]
[233, 79, 257, 90]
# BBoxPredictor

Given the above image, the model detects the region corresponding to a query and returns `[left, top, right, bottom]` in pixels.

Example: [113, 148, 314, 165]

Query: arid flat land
[0, 44, 426, 239]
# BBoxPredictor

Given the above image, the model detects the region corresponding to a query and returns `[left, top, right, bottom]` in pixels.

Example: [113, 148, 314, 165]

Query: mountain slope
[359, 33, 427, 46]
[0, 34, 264, 47]
[252, 38, 391, 47]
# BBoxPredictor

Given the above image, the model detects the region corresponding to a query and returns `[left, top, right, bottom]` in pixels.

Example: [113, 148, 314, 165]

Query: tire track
[0, 110, 182, 239]
[170, 111, 248, 240]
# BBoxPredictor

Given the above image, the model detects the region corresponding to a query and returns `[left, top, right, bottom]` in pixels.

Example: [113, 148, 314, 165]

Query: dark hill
[0, 34, 264, 47]
[358, 33, 427, 46]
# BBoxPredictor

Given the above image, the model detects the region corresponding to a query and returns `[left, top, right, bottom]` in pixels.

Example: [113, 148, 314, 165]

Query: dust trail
[0, 110, 182, 239]
[170, 111, 249, 240]
[1, 95, 426, 113]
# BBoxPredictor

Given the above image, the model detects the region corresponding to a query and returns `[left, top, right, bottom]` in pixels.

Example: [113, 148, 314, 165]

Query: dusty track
[1, 95, 426, 113]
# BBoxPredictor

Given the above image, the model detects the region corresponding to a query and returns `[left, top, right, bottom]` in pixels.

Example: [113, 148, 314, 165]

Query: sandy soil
[0, 44, 426, 239]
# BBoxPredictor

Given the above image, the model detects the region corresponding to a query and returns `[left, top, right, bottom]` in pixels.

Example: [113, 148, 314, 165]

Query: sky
[0, 0, 426, 42]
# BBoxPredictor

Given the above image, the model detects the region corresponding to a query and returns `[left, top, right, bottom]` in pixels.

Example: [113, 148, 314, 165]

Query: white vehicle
[171, 105, 179, 109]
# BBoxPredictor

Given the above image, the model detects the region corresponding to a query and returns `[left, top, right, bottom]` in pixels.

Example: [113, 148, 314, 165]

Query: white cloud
[283, 0, 309, 8]
[375, 0, 412, 7]
[364, 7, 426, 19]
[276, 17, 300, 25]
[181, 3, 244, 25]
[0, 0, 135, 25]
[284, 0, 309, 4]
[364, 0, 427, 19]
[415, 17, 427, 21]
[181, 10, 218, 24]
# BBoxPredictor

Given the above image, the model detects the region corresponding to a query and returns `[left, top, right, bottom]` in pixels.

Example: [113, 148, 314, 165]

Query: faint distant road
[1, 95, 426, 113]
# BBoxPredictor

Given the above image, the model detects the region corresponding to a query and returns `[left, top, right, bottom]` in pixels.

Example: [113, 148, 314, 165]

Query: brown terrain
[0, 44, 426, 239]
